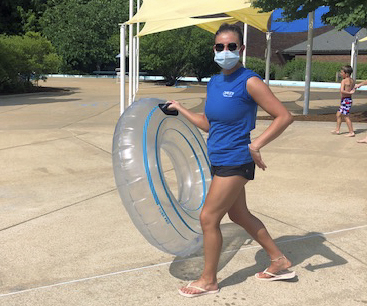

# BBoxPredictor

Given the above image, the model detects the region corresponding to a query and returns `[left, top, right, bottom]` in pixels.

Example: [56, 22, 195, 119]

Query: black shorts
[210, 162, 255, 180]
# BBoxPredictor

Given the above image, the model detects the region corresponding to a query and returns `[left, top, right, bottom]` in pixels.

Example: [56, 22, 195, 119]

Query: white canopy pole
[351, 37, 358, 82]
[119, 24, 126, 115]
[128, 0, 134, 105]
[242, 23, 248, 66]
[303, 11, 314, 115]
[136, 0, 141, 92]
[265, 31, 271, 85]
[132, 36, 137, 101]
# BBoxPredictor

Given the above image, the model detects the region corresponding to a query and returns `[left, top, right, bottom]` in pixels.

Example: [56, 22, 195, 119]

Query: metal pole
[355, 38, 359, 82]
[136, 36, 140, 92]
[303, 11, 314, 115]
[119, 23, 126, 115]
[243, 23, 248, 67]
[128, 0, 134, 105]
[351, 38, 358, 82]
[350, 41, 355, 74]
[132, 36, 136, 101]
[265, 32, 271, 85]
[136, 0, 140, 92]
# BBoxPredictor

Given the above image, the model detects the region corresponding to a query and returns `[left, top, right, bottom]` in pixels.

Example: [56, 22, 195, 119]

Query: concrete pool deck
[0, 77, 366, 305]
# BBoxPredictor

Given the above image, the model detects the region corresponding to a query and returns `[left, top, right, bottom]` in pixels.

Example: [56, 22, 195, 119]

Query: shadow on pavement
[353, 128, 367, 135]
[0, 88, 80, 106]
[169, 226, 348, 287]
[169, 223, 251, 281]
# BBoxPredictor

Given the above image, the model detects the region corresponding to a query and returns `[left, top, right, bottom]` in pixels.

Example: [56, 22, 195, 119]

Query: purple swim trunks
[339, 97, 352, 115]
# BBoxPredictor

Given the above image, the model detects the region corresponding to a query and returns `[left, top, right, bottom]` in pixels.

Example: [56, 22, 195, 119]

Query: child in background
[331, 65, 355, 137]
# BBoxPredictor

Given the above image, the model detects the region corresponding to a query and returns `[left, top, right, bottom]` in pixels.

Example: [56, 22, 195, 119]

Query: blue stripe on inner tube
[157, 123, 206, 214]
[155, 117, 207, 229]
[143, 106, 188, 240]
[156, 127, 201, 228]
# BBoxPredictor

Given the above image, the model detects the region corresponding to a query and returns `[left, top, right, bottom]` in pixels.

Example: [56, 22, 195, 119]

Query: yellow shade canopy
[128, 0, 272, 35]
[138, 17, 235, 37]
[196, 17, 239, 34]
[360, 36, 367, 42]
[128, 0, 252, 24]
[226, 7, 271, 32]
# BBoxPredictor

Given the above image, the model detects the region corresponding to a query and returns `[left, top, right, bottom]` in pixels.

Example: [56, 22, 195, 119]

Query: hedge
[0, 32, 61, 93]
[274, 58, 367, 82]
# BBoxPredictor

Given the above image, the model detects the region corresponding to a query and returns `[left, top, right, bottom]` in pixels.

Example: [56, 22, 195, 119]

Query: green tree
[253, 0, 367, 30]
[139, 28, 192, 85]
[0, 0, 47, 35]
[0, 0, 25, 34]
[187, 27, 220, 82]
[41, 0, 129, 73]
[0, 32, 61, 93]
[17, 0, 48, 33]
[0, 39, 19, 91]
[140, 26, 220, 84]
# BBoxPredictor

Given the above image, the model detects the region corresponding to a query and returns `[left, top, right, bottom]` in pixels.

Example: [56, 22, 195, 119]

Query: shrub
[275, 58, 363, 82]
[356, 63, 367, 80]
[0, 32, 61, 93]
[245, 57, 277, 79]
[280, 58, 307, 80]
[312, 61, 344, 82]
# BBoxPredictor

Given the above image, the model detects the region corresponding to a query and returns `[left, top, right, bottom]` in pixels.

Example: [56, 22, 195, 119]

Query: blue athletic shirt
[205, 67, 262, 166]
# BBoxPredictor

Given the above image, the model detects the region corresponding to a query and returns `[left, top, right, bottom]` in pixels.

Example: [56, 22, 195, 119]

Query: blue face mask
[214, 50, 240, 70]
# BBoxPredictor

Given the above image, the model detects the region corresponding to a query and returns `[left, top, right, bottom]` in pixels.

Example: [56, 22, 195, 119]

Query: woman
[167, 23, 295, 298]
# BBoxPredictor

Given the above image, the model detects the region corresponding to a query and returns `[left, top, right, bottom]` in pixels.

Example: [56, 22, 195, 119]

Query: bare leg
[331, 111, 342, 134]
[344, 115, 355, 136]
[179, 175, 248, 295]
[227, 187, 291, 278]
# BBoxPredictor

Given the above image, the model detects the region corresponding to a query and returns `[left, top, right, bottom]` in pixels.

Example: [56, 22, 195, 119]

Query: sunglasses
[214, 43, 238, 52]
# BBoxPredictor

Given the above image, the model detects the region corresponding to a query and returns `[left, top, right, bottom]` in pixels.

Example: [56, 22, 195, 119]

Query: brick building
[244, 25, 367, 66]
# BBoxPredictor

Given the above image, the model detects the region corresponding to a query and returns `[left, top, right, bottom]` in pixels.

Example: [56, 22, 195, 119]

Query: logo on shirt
[223, 91, 234, 97]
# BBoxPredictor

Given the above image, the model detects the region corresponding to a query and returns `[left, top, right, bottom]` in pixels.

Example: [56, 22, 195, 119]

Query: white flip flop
[255, 268, 296, 281]
[178, 282, 220, 298]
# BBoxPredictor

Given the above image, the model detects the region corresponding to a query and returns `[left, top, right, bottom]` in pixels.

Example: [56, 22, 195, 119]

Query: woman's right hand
[166, 100, 181, 110]
[166, 99, 210, 132]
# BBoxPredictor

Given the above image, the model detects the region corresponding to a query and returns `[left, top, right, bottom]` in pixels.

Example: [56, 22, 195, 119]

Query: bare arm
[247, 77, 293, 170]
[247, 77, 293, 150]
[167, 100, 210, 133]
[355, 80, 367, 89]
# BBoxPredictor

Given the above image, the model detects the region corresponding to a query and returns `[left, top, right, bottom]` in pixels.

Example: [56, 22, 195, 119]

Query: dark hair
[215, 23, 244, 45]
[341, 65, 353, 76]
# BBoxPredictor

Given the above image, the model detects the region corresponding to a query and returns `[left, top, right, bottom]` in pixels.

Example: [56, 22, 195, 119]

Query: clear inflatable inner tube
[112, 98, 211, 256]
